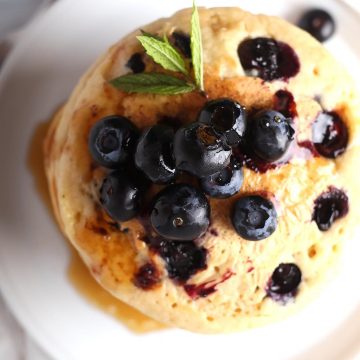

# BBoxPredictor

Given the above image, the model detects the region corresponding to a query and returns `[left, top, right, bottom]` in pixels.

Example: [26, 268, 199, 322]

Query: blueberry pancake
[44, 7, 360, 333]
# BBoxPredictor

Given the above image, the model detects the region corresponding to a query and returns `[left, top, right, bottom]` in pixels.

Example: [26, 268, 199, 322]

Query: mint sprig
[190, 0, 204, 91]
[137, 34, 188, 75]
[110, 1, 204, 96]
[110, 73, 195, 95]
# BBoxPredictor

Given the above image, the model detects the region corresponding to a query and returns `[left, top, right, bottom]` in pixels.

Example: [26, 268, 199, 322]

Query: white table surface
[0, 3, 54, 360]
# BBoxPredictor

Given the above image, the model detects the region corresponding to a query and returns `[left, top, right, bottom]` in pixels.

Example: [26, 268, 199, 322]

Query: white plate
[1, 0, 360, 359]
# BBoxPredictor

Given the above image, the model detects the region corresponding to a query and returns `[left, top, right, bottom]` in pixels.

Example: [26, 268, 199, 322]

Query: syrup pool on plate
[68, 250, 166, 333]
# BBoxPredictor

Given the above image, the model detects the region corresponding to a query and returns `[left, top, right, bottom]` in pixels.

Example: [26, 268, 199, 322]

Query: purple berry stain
[133, 262, 161, 290]
[184, 270, 235, 300]
[297, 140, 319, 157]
[274, 90, 297, 118]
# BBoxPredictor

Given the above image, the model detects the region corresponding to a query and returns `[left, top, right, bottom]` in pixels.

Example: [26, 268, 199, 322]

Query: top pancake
[44, 7, 360, 333]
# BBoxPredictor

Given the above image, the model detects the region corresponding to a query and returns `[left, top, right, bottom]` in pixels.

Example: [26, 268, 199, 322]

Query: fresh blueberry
[135, 125, 176, 184]
[126, 53, 145, 73]
[313, 187, 349, 231]
[158, 240, 207, 282]
[238, 37, 300, 81]
[298, 9, 336, 42]
[89, 115, 139, 169]
[232, 195, 277, 240]
[100, 169, 147, 222]
[174, 123, 231, 178]
[200, 159, 244, 199]
[172, 31, 191, 58]
[198, 98, 247, 147]
[249, 110, 295, 162]
[268, 263, 302, 295]
[150, 184, 210, 241]
[312, 111, 348, 159]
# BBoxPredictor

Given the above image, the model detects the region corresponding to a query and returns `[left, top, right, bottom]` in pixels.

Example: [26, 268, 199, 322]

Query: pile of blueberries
[89, 99, 295, 243]
[88, 98, 304, 295]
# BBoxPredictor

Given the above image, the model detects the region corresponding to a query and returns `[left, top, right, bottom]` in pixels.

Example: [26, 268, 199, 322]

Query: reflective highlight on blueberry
[135, 125, 176, 184]
[100, 170, 146, 222]
[250, 110, 295, 162]
[200, 159, 244, 199]
[126, 52, 145, 73]
[150, 184, 210, 241]
[313, 187, 349, 231]
[172, 31, 191, 58]
[198, 98, 247, 147]
[238, 37, 300, 81]
[312, 111, 348, 159]
[269, 263, 302, 295]
[89, 115, 139, 168]
[232, 195, 277, 240]
[298, 9, 336, 42]
[174, 123, 231, 178]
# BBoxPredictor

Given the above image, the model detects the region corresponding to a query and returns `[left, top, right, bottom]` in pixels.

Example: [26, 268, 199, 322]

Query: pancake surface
[44, 7, 360, 333]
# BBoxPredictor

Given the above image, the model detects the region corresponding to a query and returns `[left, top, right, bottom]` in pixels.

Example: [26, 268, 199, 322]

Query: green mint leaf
[140, 30, 162, 41]
[163, 33, 170, 45]
[110, 73, 196, 95]
[137, 34, 188, 75]
[191, 0, 204, 91]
